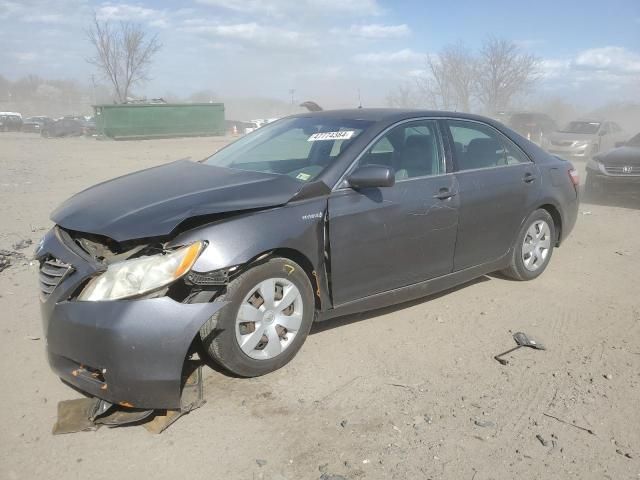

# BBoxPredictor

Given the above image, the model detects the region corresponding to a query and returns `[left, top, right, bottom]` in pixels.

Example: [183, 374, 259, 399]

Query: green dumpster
[93, 103, 225, 140]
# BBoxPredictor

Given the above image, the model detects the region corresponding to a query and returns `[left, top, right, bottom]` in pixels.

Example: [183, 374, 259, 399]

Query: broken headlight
[78, 241, 204, 301]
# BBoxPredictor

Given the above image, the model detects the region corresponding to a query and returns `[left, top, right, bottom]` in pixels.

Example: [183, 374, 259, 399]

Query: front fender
[170, 198, 331, 309]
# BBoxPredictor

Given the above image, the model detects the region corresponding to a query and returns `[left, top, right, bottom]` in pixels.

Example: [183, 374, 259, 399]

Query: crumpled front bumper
[38, 227, 226, 409]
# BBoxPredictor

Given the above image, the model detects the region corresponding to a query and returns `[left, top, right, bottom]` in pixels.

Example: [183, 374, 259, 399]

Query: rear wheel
[199, 257, 315, 377]
[502, 209, 555, 281]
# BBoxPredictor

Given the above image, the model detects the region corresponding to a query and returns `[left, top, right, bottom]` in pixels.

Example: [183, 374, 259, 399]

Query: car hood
[550, 132, 597, 143]
[596, 146, 640, 166]
[51, 159, 303, 242]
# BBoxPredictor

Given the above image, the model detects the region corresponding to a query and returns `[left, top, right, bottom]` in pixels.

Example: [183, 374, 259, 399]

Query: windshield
[560, 121, 601, 134]
[205, 117, 373, 182]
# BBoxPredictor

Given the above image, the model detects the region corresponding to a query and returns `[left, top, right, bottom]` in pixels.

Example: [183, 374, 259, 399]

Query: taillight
[568, 168, 579, 192]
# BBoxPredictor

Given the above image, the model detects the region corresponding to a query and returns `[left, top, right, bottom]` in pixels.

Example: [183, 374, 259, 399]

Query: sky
[1, 0, 639, 109]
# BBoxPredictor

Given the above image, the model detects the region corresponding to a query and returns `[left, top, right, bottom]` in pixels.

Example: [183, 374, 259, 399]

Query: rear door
[445, 119, 540, 271]
[328, 119, 459, 305]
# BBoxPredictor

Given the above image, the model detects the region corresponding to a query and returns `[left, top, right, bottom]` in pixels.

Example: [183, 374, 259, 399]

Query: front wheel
[584, 173, 604, 201]
[199, 257, 315, 377]
[502, 209, 556, 281]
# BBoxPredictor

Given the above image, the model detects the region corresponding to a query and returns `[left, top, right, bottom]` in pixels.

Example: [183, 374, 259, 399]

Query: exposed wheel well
[262, 248, 322, 311]
[538, 204, 562, 245]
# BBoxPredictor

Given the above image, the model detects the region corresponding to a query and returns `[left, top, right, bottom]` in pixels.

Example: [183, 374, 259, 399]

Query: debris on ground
[0, 249, 26, 273]
[494, 332, 546, 365]
[0, 252, 12, 273]
[536, 434, 549, 446]
[52, 364, 205, 435]
[12, 238, 33, 250]
[615, 449, 633, 459]
[255, 459, 267, 467]
[543, 413, 595, 435]
[473, 419, 495, 428]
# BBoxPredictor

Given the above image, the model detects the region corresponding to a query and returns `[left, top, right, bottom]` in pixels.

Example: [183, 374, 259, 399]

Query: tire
[585, 173, 604, 201]
[502, 209, 556, 281]
[199, 257, 315, 377]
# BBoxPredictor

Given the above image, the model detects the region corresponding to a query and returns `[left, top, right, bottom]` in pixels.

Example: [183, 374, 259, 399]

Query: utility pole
[288, 89, 295, 111]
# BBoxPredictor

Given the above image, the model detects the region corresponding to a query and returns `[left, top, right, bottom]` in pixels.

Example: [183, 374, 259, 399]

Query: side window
[359, 120, 443, 179]
[448, 120, 529, 171]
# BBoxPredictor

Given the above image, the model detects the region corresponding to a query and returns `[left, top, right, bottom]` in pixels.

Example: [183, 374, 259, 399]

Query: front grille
[605, 165, 638, 175]
[39, 257, 73, 298]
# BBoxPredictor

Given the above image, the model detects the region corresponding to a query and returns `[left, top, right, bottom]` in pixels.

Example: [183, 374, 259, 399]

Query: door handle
[433, 187, 457, 200]
[523, 173, 537, 183]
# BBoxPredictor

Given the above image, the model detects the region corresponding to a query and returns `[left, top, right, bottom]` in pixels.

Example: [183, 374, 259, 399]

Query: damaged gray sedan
[37, 109, 579, 409]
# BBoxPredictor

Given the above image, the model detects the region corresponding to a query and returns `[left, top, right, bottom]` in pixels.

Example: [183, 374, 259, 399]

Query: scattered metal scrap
[52, 363, 205, 435]
[494, 331, 545, 365]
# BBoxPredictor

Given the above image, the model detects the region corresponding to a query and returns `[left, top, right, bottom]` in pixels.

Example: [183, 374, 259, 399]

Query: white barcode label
[308, 131, 355, 142]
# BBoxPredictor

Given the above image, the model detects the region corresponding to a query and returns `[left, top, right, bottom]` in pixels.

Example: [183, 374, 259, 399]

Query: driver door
[328, 120, 459, 306]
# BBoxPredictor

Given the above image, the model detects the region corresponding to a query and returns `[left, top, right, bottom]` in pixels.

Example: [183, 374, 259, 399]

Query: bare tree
[476, 37, 540, 113]
[386, 82, 422, 108]
[412, 43, 477, 112]
[87, 14, 161, 103]
[416, 55, 455, 110]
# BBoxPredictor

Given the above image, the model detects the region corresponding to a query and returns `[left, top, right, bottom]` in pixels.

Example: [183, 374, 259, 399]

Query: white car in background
[244, 118, 280, 134]
[547, 120, 627, 160]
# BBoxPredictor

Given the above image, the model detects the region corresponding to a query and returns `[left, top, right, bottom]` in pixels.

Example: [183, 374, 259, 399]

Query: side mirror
[598, 130, 606, 136]
[348, 164, 395, 189]
[615, 141, 626, 148]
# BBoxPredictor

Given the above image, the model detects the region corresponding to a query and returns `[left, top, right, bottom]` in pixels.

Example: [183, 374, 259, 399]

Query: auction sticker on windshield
[308, 131, 355, 141]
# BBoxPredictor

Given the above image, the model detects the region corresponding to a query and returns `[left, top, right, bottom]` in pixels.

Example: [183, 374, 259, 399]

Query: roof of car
[289, 108, 500, 124]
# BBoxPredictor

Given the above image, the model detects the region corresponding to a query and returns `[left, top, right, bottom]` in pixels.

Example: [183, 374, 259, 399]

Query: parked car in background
[21, 116, 52, 133]
[37, 109, 579, 409]
[82, 116, 97, 136]
[505, 112, 558, 147]
[0, 112, 23, 132]
[41, 117, 84, 138]
[244, 120, 261, 134]
[548, 120, 626, 160]
[244, 118, 280, 134]
[586, 131, 640, 196]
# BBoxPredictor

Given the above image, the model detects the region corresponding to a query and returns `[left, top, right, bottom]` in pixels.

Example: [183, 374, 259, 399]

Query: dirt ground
[1, 132, 639, 480]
